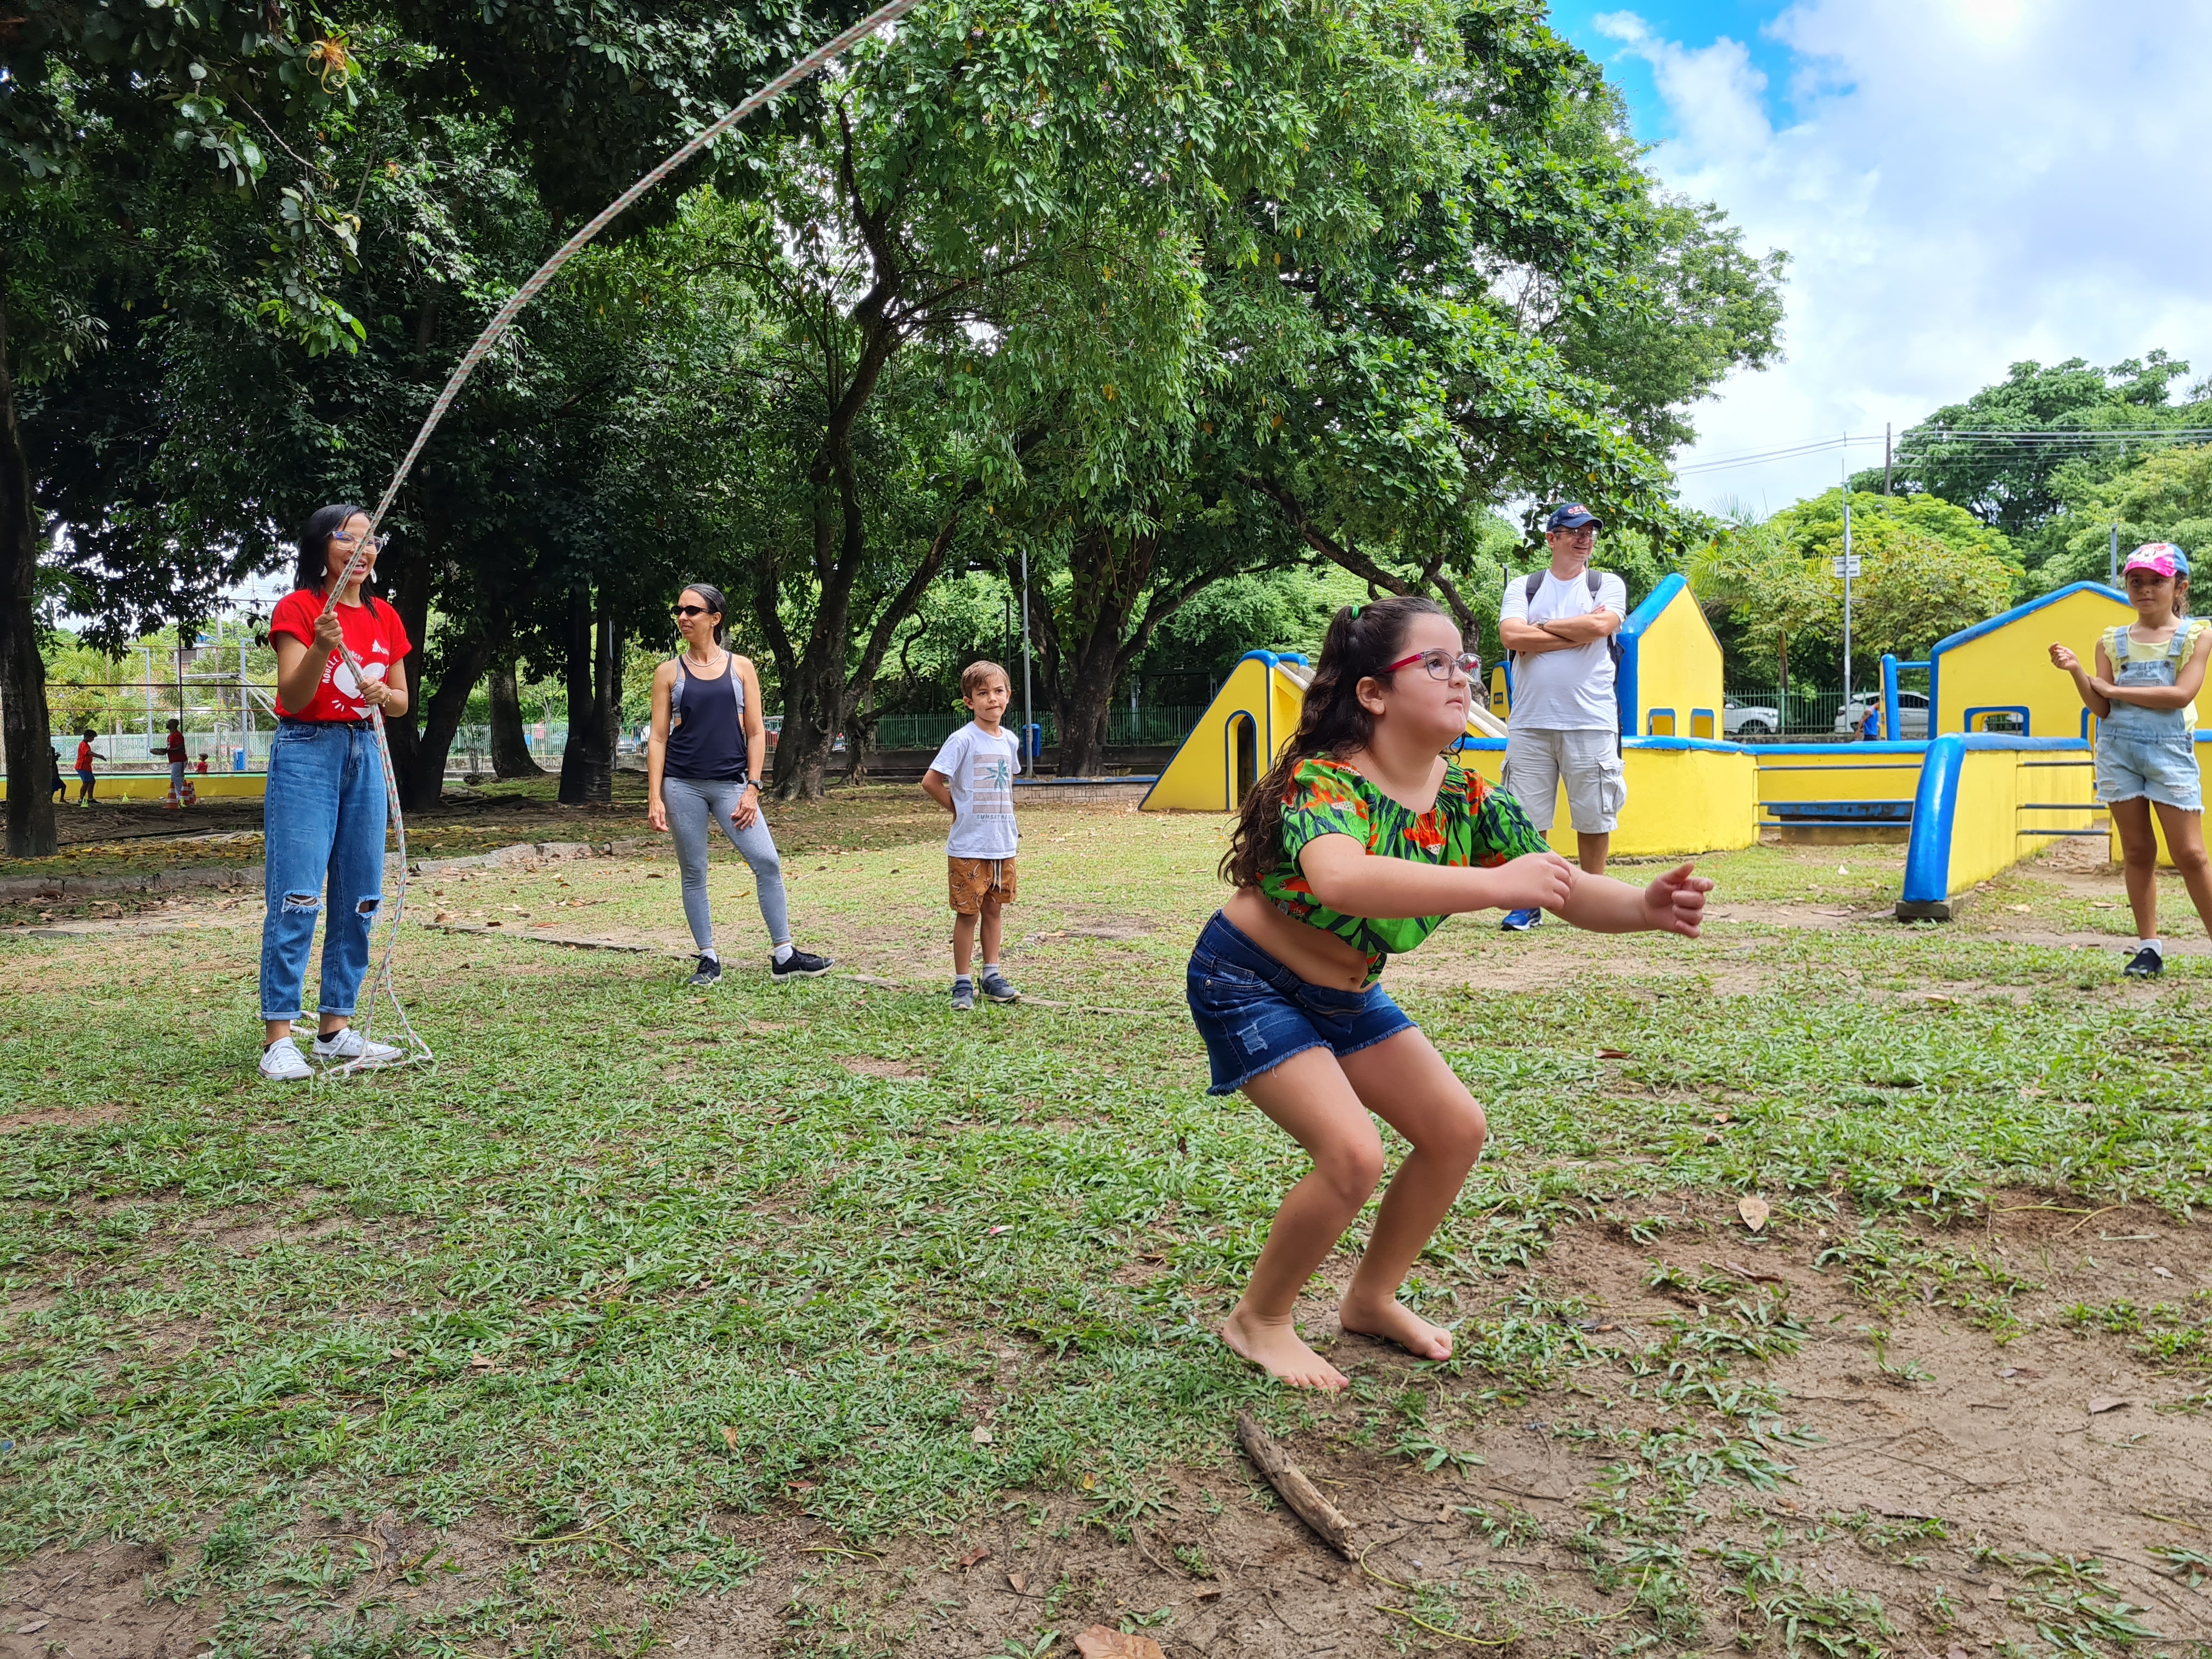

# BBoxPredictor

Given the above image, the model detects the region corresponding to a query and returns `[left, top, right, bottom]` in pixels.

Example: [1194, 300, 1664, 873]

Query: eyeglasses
[333, 532, 383, 550]
[671, 605, 714, 618]
[1383, 648, 1481, 681]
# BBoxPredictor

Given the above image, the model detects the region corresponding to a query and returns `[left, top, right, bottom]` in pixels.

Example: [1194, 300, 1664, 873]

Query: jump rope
[311, 0, 920, 1077]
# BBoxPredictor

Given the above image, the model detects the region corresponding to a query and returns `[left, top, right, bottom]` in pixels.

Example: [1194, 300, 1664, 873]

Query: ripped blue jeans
[259, 720, 388, 1022]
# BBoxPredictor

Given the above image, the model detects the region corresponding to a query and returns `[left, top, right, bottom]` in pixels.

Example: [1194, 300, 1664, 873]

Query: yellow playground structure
[1142, 574, 2183, 916]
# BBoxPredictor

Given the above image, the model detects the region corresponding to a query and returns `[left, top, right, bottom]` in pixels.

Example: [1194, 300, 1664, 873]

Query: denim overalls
[2096, 620, 2207, 811]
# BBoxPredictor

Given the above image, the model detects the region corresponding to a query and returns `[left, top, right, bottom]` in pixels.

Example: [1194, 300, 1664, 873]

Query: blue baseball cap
[1545, 503, 1601, 532]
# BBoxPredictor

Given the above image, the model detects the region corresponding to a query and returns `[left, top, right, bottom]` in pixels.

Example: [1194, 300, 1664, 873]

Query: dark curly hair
[1218, 595, 1451, 889]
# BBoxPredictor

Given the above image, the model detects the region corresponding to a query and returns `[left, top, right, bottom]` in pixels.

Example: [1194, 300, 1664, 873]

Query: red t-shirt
[75, 741, 93, 772]
[269, 589, 411, 721]
[166, 730, 186, 762]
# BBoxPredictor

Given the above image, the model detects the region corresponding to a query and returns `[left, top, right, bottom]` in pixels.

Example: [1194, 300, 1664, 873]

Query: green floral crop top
[1257, 756, 1550, 981]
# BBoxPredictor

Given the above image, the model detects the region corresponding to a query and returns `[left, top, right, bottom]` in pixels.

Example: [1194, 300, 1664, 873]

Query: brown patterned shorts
[947, 855, 1018, 915]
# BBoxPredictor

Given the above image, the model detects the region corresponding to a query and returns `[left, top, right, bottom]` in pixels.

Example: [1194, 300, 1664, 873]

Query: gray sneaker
[977, 968, 1021, 1004]
[951, 979, 976, 1012]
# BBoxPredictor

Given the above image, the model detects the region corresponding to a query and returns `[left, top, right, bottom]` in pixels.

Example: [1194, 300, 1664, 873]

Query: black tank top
[664, 653, 751, 781]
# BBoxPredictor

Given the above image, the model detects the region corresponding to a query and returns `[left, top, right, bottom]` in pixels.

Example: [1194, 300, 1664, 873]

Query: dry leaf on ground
[1737, 1195, 1771, 1232]
[1596, 1047, 1630, 1059]
[972, 1425, 995, 1445]
[956, 1547, 989, 1568]
[2087, 1395, 2130, 1415]
[1007, 1570, 1026, 1592]
[719, 1425, 737, 1451]
[1074, 1629, 1167, 1659]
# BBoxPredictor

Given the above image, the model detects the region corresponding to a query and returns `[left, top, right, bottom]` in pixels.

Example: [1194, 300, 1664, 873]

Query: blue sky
[1547, 1, 1797, 145]
[1531, 2, 2212, 517]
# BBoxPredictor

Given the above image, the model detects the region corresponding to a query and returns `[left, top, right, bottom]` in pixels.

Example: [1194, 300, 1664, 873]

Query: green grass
[2, 808, 2209, 1654]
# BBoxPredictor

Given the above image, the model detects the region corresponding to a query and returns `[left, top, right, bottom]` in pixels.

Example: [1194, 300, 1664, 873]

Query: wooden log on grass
[1235, 1410, 1355, 1558]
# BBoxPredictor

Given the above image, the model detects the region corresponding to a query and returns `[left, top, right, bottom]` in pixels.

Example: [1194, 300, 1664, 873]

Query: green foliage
[1689, 489, 2018, 680]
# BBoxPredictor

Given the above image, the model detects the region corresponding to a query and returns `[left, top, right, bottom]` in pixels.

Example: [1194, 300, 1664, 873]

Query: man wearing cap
[1494, 503, 1629, 930]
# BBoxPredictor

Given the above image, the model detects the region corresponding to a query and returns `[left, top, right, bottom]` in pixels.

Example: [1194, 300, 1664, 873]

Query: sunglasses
[671, 605, 716, 618]
[1383, 648, 1481, 681]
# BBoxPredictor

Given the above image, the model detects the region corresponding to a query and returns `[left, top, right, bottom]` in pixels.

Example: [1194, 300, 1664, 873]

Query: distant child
[196, 753, 210, 775]
[2051, 542, 2212, 978]
[165, 718, 187, 808]
[74, 730, 97, 804]
[1197, 596, 1712, 1390]
[922, 662, 1024, 1011]
[49, 748, 65, 803]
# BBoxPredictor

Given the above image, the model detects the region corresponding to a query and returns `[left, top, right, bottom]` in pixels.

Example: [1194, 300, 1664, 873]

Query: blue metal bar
[1881, 652, 1900, 743]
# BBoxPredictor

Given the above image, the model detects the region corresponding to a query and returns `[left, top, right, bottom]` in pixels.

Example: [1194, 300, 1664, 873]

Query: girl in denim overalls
[2051, 543, 2212, 978]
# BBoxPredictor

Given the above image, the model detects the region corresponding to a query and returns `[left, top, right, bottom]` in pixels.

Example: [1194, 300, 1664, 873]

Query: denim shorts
[1186, 911, 1415, 1096]
[2097, 727, 2203, 812]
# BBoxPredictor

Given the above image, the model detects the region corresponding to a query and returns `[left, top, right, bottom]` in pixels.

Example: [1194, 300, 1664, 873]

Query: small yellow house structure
[1928, 582, 2133, 738]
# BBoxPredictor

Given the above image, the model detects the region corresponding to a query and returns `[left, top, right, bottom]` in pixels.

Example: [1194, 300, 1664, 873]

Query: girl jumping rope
[257, 505, 410, 1080]
[1193, 596, 1712, 1390]
[646, 583, 835, 988]
[2051, 542, 2212, 978]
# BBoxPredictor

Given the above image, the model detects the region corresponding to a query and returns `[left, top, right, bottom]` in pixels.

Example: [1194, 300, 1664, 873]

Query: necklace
[684, 645, 726, 675]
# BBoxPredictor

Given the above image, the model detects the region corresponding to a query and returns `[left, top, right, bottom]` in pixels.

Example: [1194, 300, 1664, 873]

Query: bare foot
[1221, 1303, 1350, 1391]
[1339, 1295, 1454, 1362]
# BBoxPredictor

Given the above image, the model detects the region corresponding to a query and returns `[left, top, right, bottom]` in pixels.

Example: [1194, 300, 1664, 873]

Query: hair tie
[1348, 603, 1363, 619]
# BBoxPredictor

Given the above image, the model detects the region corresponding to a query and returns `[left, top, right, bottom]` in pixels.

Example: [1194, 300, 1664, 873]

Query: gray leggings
[662, 776, 791, 956]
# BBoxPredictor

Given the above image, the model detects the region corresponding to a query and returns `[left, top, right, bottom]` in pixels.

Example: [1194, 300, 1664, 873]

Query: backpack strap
[1523, 568, 1607, 599]
[1524, 571, 1542, 601]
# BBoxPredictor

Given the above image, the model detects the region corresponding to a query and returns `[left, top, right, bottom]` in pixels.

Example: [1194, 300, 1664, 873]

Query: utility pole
[1883, 422, 1892, 495]
[1018, 545, 1035, 775]
[2109, 522, 2120, 588]
[1833, 450, 1859, 721]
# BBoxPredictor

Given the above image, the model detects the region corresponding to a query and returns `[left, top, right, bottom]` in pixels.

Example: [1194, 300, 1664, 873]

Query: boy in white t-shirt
[923, 662, 1025, 1011]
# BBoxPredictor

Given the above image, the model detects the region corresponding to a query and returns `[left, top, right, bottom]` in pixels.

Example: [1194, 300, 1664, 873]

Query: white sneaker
[312, 1028, 405, 1067]
[259, 1040, 314, 1082]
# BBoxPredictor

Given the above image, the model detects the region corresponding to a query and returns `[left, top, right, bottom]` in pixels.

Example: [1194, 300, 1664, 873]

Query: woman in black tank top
[647, 584, 834, 986]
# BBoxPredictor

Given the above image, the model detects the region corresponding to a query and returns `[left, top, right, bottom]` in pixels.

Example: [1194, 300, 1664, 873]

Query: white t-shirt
[927, 721, 1023, 859]
[1499, 568, 1628, 731]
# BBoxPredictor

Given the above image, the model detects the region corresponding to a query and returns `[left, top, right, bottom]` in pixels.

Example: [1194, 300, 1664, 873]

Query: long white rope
[309, 0, 920, 1079]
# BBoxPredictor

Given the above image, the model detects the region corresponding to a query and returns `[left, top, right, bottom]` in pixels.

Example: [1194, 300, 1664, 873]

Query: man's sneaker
[771, 947, 834, 981]
[1499, 909, 1544, 933]
[313, 1028, 405, 1067]
[951, 979, 976, 1012]
[2123, 945, 2164, 979]
[258, 1040, 314, 1082]
[978, 968, 1021, 1004]
[686, 955, 723, 989]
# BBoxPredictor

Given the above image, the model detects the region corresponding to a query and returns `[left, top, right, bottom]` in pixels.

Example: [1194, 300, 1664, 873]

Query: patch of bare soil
[843, 1056, 927, 1080]
[0, 1539, 209, 1658]
[0, 1105, 125, 1132]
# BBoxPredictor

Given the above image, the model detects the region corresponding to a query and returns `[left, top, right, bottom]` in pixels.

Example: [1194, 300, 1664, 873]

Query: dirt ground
[7, 1196, 2208, 1657]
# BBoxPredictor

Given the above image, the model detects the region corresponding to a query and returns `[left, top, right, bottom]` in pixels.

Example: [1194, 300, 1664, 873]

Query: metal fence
[1722, 687, 1858, 740]
[870, 706, 1205, 751]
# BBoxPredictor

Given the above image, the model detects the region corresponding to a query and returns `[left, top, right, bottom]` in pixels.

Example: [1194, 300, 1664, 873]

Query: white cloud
[1599, 1, 2212, 515]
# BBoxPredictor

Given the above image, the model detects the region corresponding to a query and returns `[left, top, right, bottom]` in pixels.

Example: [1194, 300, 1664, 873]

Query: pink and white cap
[2123, 542, 2190, 579]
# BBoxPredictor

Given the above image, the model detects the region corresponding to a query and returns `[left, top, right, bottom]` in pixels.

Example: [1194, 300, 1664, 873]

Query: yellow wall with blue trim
[1, 771, 269, 803]
[1462, 740, 1757, 856]
[1934, 586, 2131, 737]
[1753, 748, 1923, 818]
[1142, 656, 1308, 812]
[1629, 584, 1725, 740]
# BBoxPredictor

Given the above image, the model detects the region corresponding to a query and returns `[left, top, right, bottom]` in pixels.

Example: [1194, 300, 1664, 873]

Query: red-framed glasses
[1382, 648, 1481, 681]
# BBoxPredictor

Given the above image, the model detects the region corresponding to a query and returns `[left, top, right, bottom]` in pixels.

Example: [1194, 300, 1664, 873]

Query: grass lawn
[3, 797, 2210, 1657]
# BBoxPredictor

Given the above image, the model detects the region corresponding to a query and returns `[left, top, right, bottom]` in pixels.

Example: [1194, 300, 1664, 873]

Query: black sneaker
[772, 947, 834, 980]
[2123, 946, 2164, 979]
[977, 967, 1021, 1004]
[686, 955, 723, 989]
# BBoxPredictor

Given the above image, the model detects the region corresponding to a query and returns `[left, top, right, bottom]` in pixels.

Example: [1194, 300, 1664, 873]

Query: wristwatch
[742, 778, 760, 792]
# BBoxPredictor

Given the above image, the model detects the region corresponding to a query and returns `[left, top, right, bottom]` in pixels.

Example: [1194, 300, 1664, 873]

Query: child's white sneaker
[259, 1040, 313, 1082]
[313, 1028, 405, 1067]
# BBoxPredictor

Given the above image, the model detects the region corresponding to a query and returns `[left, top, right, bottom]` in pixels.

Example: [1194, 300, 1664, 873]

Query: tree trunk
[380, 543, 434, 807]
[557, 586, 611, 804]
[488, 662, 541, 776]
[405, 636, 492, 805]
[599, 595, 624, 773]
[0, 286, 57, 858]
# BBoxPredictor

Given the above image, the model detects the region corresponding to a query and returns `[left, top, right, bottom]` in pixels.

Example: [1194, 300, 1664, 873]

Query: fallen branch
[1236, 1411, 1355, 1559]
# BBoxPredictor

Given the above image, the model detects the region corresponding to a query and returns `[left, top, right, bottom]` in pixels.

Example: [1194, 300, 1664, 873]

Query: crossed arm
[1498, 607, 1621, 657]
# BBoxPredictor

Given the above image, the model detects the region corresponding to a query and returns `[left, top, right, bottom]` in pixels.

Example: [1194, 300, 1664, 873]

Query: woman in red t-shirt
[256, 504, 413, 1081]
